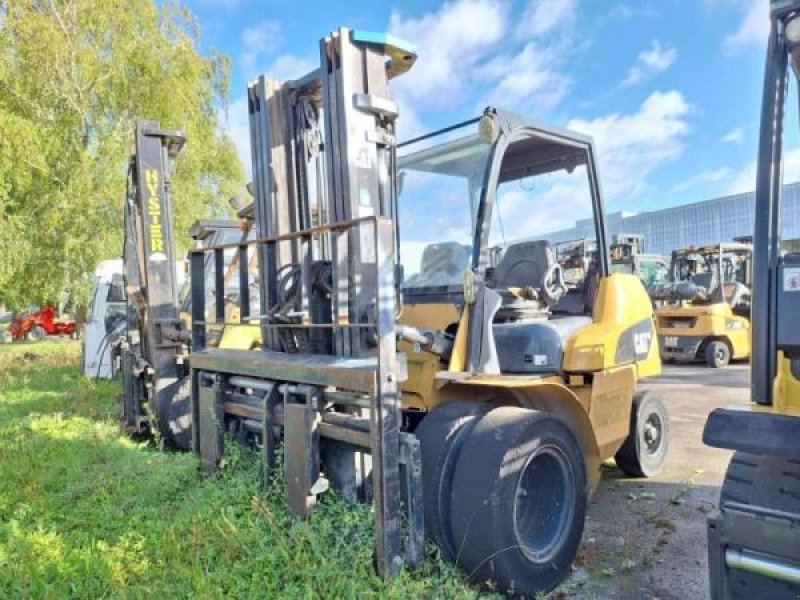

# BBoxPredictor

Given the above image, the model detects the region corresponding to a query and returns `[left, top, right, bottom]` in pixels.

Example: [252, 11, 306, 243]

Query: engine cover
[493, 316, 592, 374]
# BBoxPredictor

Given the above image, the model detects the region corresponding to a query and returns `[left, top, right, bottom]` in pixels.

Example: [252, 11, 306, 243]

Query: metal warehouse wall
[544, 181, 800, 255]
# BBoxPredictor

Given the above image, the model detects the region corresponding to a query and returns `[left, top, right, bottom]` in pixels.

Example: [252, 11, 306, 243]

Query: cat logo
[634, 331, 652, 356]
[145, 168, 166, 260]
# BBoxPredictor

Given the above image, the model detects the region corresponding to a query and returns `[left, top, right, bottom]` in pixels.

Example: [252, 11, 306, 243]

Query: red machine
[9, 305, 77, 341]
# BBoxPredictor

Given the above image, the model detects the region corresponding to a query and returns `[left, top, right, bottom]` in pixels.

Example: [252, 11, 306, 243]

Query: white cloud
[515, 0, 576, 38]
[494, 172, 595, 239]
[673, 167, 732, 192]
[261, 54, 315, 82]
[724, 0, 768, 52]
[728, 147, 800, 194]
[622, 40, 678, 86]
[480, 42, 571, 110]
[721, 127, 744, 144]
[568, 90, 691, 199]
[388, 0, 508, 107]
[240, 21, 283, 75]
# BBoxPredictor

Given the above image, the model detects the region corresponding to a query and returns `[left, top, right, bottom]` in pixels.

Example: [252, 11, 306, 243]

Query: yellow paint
[656, 302, 751, 360]
[448, 308, 469, 372]
[399, 302, 461, 411]
[563, 273, 661, 378]
[774, 351, 800, 414]
[144, 169, 165, 253]
[219, 324, 262, 350]
[400, 302, 459, 330]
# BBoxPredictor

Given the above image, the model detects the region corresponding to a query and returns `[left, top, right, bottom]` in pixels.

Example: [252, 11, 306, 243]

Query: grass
[0, 341, 483, 599]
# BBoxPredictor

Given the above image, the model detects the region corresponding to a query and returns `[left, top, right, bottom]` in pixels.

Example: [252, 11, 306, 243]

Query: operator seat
[491, 240, 591, 374]
[492, 240, 563, 320]
[692, 270, 720, 302]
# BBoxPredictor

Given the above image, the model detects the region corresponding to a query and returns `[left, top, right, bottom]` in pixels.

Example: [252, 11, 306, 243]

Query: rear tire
[705, 340, 730, 368]
[719, 453, 800, 599]
[449, 406, 587, 597]
[25, 326, 46, 342]
[615, 390, 669, 477]
[415, 400, 489, 561]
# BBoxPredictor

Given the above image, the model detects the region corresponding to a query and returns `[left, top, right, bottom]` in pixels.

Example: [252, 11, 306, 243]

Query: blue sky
[185, 0, 795, 218]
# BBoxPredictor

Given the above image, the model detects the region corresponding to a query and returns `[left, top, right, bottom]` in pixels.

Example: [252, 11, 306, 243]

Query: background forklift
[118, 122, 257, 449]
[554, 235, 668, 288]
[652, 242, 752, 368]
[703, 2, 800, 596]
[609, 234, 670, 286]
[188, 27, 669, 597]
[118, 121, 194, 448]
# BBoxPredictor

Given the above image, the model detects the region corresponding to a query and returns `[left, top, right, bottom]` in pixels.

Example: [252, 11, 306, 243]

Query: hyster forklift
[703, 2, 800, 597]
[188, 28, 668, 596]
[119, 122, 257, 449]
[119, 121, 195, 449]
[652, 242, 752, 368]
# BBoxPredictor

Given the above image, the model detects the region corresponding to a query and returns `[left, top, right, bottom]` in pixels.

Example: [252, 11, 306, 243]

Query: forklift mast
[702, 3, 800, 596]
[121, 121, 188, 436]
[751, 0, 800, 405]
[189, 29, 420, 577]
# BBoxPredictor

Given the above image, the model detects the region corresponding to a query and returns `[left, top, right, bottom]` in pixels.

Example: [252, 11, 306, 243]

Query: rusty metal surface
[190, 348, 378, 393]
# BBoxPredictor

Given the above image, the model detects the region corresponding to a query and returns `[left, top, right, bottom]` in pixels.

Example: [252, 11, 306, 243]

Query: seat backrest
[494, 240, 556, 289]
[691, 270, 718, 295]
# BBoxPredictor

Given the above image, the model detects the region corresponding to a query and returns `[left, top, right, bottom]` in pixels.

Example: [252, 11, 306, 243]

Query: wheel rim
[642, 412, 663, 454]
[513, 444, 575, 564]
[715, 346, 726, 363]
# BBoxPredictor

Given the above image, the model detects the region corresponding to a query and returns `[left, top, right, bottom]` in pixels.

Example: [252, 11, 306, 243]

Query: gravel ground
[560, 363, 750, 600]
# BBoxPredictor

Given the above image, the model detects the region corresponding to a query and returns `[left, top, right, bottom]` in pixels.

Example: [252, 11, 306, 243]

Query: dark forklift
[119, 122, 193, 449]
[703, 1, 800, 596]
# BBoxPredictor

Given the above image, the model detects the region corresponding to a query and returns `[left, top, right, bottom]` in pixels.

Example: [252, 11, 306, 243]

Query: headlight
[786, 15, 800, 47]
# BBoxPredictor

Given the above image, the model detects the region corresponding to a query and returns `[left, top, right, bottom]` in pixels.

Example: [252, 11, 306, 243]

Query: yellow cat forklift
[188, 28, 668, 597]
[703, 2, 800, 597]
[652, 242, 752, 368]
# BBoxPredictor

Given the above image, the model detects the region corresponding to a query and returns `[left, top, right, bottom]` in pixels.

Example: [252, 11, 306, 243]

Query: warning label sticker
[784, 267, 800, 292]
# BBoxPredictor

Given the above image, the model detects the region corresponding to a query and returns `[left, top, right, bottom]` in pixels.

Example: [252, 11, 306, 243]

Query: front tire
[615, 390, 669, 477]
[25, 326, 46, 342]
[718, 453, 800, 599]
[415, 401, 489, 561]
[705, 340, 730, 368]
[449, 406, 587, 597]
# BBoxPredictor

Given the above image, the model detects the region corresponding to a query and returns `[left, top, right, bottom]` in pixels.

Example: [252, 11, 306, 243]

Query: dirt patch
[556, 364, 749, 599]
[15, 352, 41, 364]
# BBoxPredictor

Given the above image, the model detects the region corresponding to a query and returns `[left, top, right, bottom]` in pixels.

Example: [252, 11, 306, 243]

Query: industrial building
[545, 181, 800, 255]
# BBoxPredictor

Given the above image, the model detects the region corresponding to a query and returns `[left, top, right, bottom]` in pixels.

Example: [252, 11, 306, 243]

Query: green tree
[0, 0, 245, 310]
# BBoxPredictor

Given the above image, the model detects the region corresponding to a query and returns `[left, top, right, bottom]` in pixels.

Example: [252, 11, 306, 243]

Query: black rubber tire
[155, 376, 192, 451]
[719, 452, 800, 599]
[705, 340, 731, 368]
[449, 406, 587, 597]
[415, 400, 489, 561]
[25, 326, 46, 342]
[615, 390, 669, 477]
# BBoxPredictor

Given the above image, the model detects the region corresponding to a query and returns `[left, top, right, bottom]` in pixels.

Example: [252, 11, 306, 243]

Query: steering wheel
[540, 263, 568, 307]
